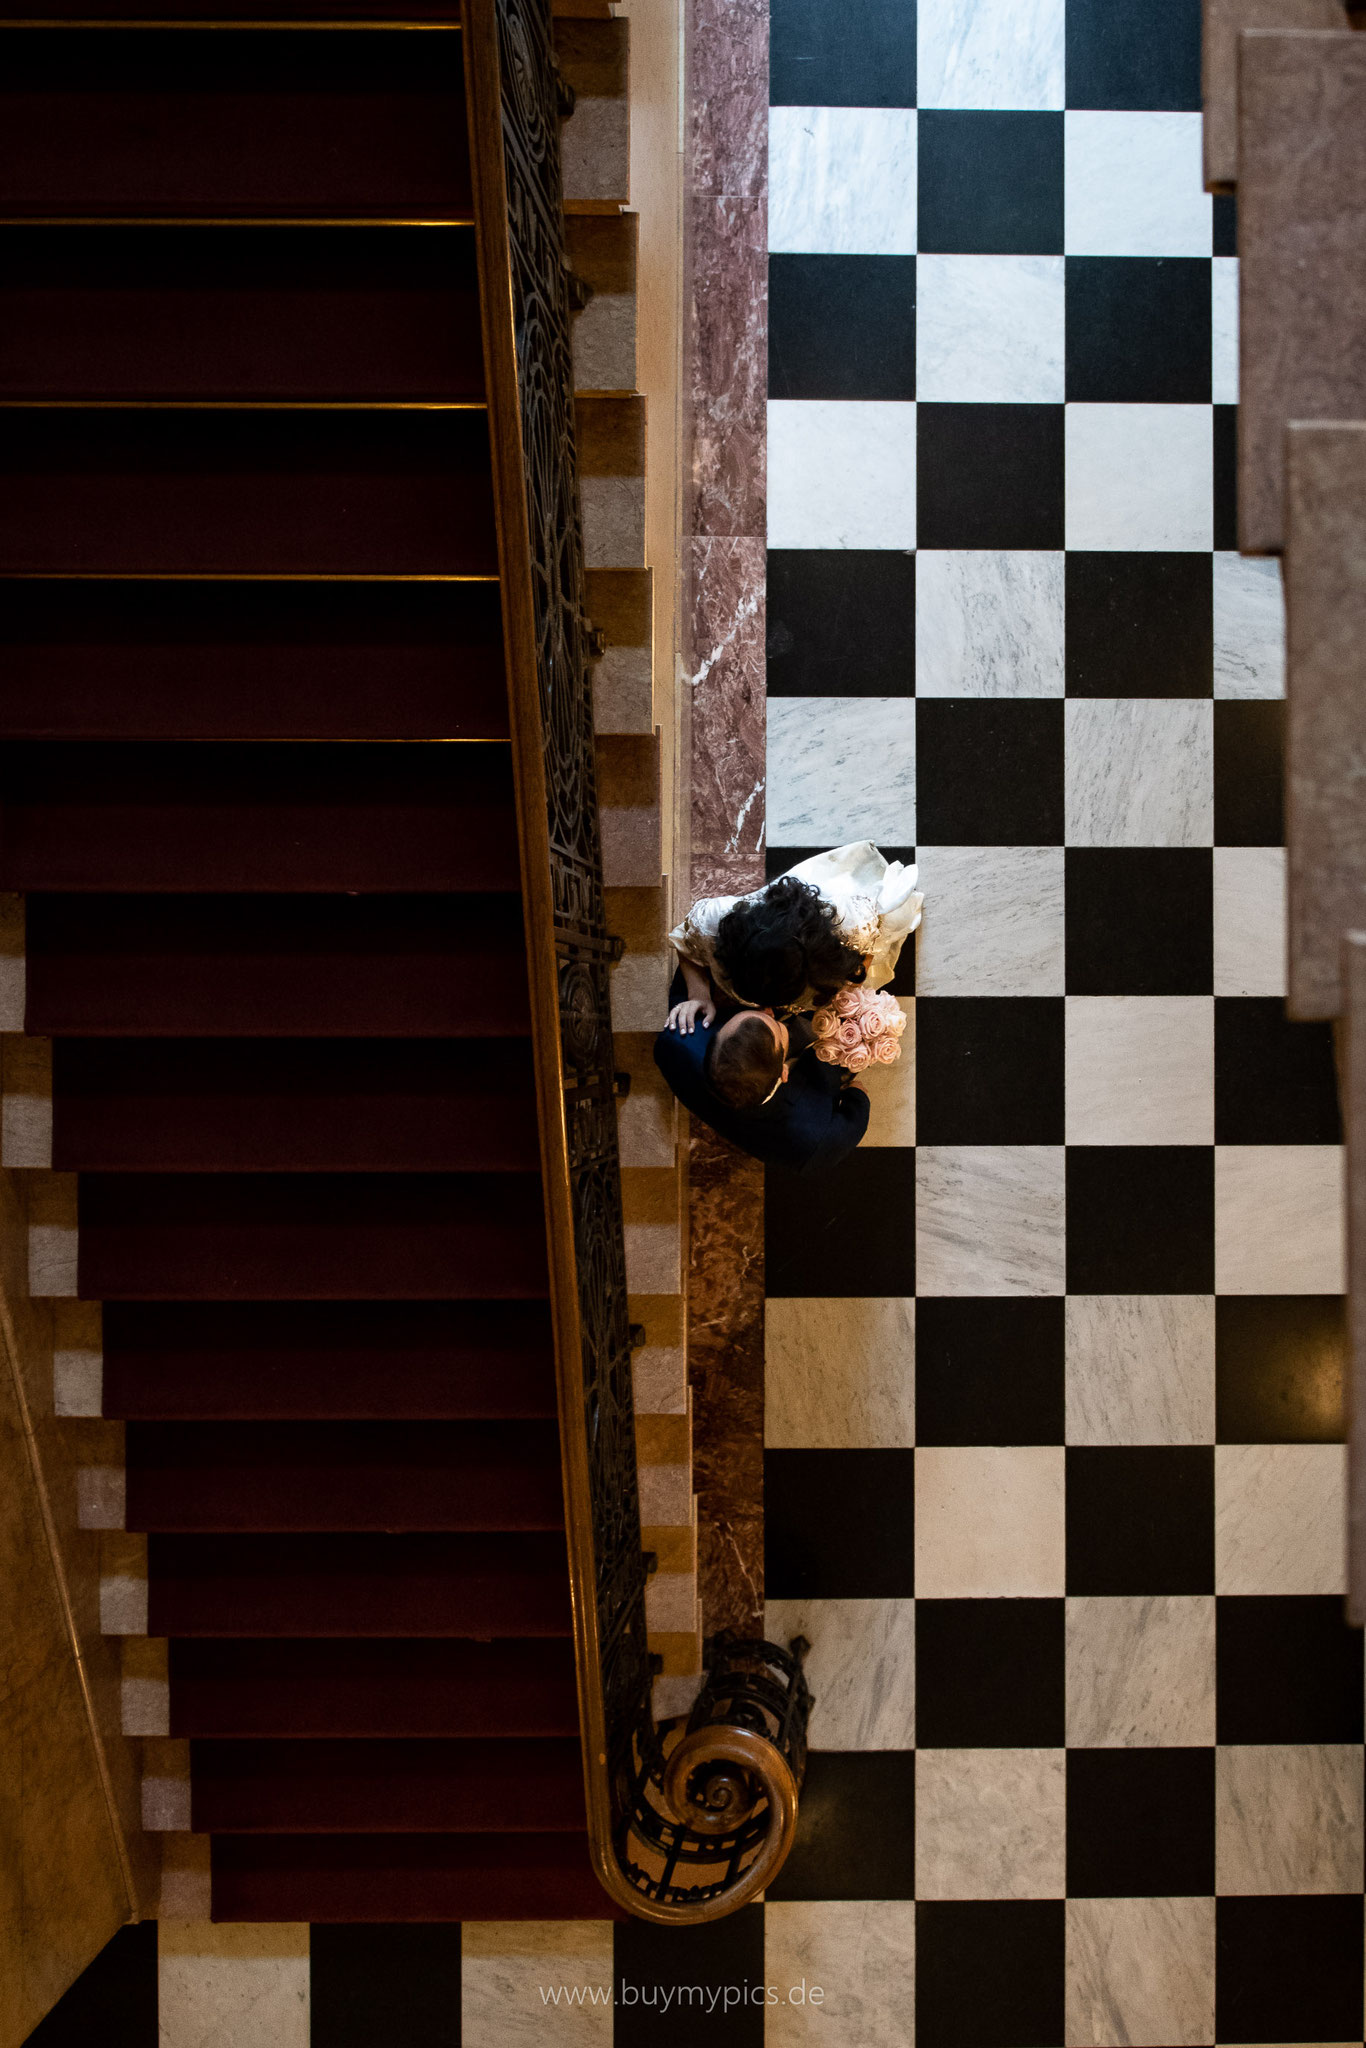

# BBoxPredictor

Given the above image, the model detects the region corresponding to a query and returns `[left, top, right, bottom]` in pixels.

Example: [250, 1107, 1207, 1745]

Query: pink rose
[861, 1005, 887, 1038]
[811, 1005, 839, 1040]
[873, 1034, 901, 1065]
[833, 988, 861, 1017]
[888, 1008, 907, 1037]
[815, 1042, 839, 1064]
[843, 1042, 872, 1071]
[836, 1018, 863, 1050]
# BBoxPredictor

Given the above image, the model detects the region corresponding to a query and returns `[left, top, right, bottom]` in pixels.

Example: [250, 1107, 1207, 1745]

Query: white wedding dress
[669, 841, 924, 1008]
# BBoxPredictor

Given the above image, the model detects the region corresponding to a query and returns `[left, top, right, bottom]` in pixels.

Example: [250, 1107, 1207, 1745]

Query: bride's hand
[667, 997, 716, 1034]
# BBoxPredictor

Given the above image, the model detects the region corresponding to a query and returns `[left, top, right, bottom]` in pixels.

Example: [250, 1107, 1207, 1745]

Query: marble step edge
[569, 212, 638, 399]
[1202, 0, 1359, 193]
[554, 15, 629, 216]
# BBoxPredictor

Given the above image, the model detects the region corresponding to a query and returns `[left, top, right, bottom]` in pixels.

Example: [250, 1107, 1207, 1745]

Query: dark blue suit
[653, 1000, 869, 1175]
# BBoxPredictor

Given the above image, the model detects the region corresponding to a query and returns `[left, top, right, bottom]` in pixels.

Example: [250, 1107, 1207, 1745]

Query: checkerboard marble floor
[760, 1, 1360, 2043]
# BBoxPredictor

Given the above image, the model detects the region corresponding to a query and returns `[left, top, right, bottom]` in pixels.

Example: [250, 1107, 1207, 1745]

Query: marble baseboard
[687, 1122, 764, 1633]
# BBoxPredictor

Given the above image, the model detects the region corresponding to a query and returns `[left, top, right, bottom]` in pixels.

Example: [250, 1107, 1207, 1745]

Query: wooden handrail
[461, 0, 809, 1921]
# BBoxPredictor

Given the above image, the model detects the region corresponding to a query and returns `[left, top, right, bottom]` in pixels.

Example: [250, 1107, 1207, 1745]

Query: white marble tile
[861, 997, 917, 1146]
[768, 401, 917, 550]
[918, 0, 1065, 109]
[462, 1922, 615, 2048]
[915, 255, 1065, 403]
[763, 1598, 915, 1749]
[1216, 1744, 1364, 1894]
[1066, 405, 1214, 552]
[1215, 1442, 1347, 1596]
[913, 846, 1066, 995]
[767, 696, 916, 845]
[1066, 1594, 1216, 1747]
[915, 1444, 1066, 1596]
[766, 1297, 915, 1448]
[765, 1900, 915, 2048]
[915, 1748, 1066, 1899]
[769, 107, 918, 256]
[1065, 998, 1215, 1146]
[1066, 1293, 1216, 1445]
[1214, 845, 1287, 997]
[1064, 112, 1212, 257]
[1215, 1145, 1345, 1295]
[158, 1923, 309, 2048]
[916, 1145, 1066, 1296]
[1212, 255, 1239, 406]
[1066, 1895, 1215, 2048]
[1065, 698, 1214, 847]
[915, 550, 1065, 699]
[1213, 552, 1285, 700]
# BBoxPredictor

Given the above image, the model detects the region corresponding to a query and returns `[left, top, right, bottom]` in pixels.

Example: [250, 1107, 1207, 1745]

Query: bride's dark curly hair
[714, 876, 866, 1012]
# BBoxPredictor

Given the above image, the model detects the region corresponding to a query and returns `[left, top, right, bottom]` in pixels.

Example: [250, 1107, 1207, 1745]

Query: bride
[667, 841, 923, 1030]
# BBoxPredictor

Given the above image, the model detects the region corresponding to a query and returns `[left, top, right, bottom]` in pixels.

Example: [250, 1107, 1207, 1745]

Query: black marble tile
[770, 0, 916, 107]
[915, 1902, 1063, 2048]
[1214, 193, 1238, 257]
[1065, 848, 1213, 995]
[1217, 1595, 1364, 1743]
[1066, 1445, 1215, 1593]
[311, 1927, 460, 2048]
[1065, 0, 1202, 110]
[769, 255, 916, 401]
[766, 1751, 916, 1901]
[764, 1449, 914, 1598]
[1217, 1896, 1365, 2047]
[917, 404, 1066, 549]
[916, 998, 1065, 1144]
[766, 550, 915, 697]
[918, 112, 1064, 255]
[1067, 1748, 1215, 1895]
[1065, 552, 1213, 698]
[25, 1925, 158, 2048]
[1215, 1294, 1346, 1444]
[915, 1297, 1066, 1445]
[1214, 699, 1285, 846]
[1214, 998, 1341, 1144]
[916, 1598, 1065, 1746]
[1214, 402, 1238, 551]
[1066, 257, 1212, 404]
[616, 1909, 765, 2046]
[915, 701, 1065, 844]
[1066, 1147, 1215, 1294]
[766, 1144, 917, 1297]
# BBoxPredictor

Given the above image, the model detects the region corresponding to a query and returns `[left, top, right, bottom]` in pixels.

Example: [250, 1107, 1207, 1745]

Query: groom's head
[703, 1008, 791, 1111]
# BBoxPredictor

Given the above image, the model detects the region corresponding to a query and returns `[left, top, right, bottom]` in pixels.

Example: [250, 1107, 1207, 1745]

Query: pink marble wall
[682, 0, 767, 1637]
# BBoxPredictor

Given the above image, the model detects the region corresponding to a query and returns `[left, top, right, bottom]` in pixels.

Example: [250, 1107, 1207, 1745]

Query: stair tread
[149, 1532, 574, 1637]
[53, 1038, 540, 1173]
[78, 1170, 550, 1300]
[27, 892, 533, 1038]
[168, 1638, 579, 1738]
[210, 1831, 620, 1922]
[126, 1419, 564, 1532]
[0, 579, 507, 742]
[0, 741, 518, 893]
[103, 1300, 559, 1420]
[190, 1737, 585, 1832]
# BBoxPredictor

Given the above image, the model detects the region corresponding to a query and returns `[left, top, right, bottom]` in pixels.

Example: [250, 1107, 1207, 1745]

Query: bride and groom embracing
[653, 843, 923, 1175]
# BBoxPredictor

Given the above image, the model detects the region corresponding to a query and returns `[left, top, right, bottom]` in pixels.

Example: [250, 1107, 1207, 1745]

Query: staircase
[0, 4, 612, 1923]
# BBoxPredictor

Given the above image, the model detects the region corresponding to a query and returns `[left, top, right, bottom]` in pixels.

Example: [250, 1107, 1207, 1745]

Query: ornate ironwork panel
[492, 0, 653, 1794]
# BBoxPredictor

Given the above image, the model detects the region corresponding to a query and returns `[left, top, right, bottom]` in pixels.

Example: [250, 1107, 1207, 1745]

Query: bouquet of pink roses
[810, 986, 907, 1072]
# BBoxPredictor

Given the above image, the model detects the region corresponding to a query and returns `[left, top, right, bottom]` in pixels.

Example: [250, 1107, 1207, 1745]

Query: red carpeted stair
[0, 10, 613, 1920]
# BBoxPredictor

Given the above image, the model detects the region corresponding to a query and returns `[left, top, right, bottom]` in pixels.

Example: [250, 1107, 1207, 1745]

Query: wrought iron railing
[462, 0, 812, 1920]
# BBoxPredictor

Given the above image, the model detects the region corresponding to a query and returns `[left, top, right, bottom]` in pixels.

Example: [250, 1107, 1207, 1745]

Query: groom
[653, 975, 869, 1174]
